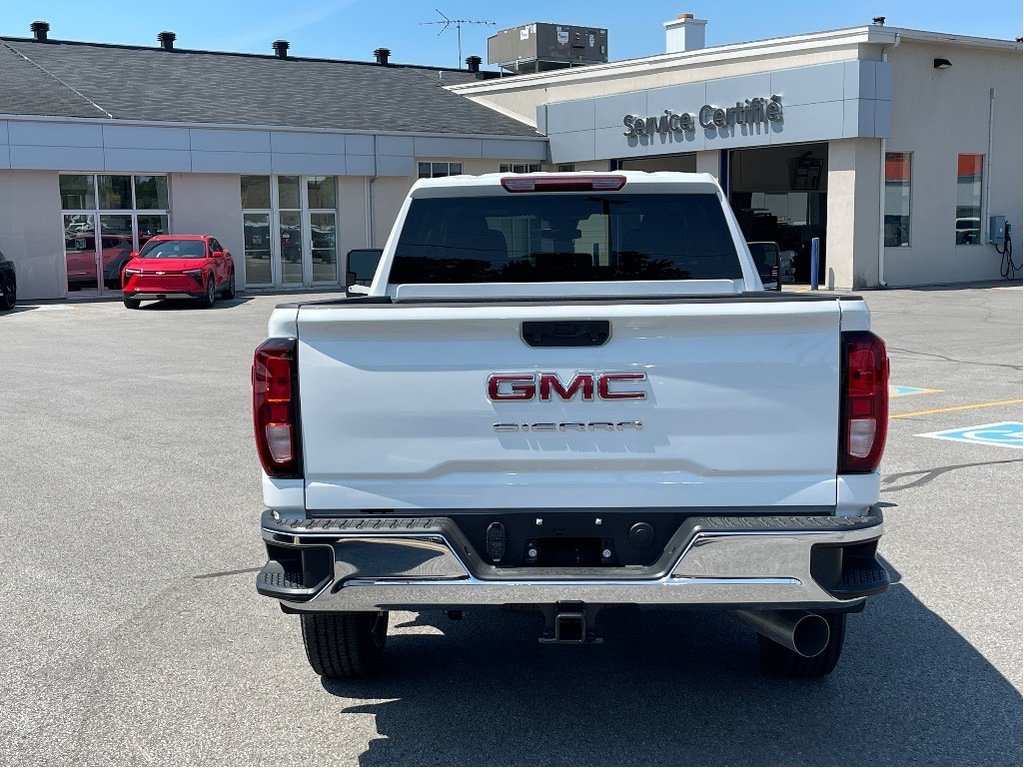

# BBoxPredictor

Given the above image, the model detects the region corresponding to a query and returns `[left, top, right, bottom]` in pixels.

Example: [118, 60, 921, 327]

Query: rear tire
[123, 297, 141, 310]
[222, 270, 235, 300]
[301, 611, 389, 680]
[757, 612, 846, 678]
[0, 275, 15, 310]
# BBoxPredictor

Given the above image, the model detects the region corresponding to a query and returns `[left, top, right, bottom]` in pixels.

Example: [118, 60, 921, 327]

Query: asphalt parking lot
[1, 284, 1021, 766]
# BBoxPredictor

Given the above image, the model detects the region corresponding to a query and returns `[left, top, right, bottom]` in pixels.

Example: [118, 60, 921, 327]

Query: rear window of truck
[389, 193, 741, 284]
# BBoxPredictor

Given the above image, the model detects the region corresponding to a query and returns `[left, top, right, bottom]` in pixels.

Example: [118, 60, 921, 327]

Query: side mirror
[344, 248, 383, 296]
[211, 250, 223, 258]
[346, 271, 370, 297]
[129, 251, 138, 259]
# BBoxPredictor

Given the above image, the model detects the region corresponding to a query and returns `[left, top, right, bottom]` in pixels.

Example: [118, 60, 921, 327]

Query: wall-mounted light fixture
[933, 58, 953, 69]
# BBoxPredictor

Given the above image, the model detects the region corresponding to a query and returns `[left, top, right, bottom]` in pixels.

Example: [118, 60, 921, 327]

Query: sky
[0, 0, 1020, 69]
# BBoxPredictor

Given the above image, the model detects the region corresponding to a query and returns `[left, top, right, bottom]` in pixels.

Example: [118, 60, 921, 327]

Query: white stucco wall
[168, 173, 244, 281]
[695, 150, 721, 180]
[883, 40, 1022, 286]
[827, 138, 882, 289]
[0, 170, 64, 300]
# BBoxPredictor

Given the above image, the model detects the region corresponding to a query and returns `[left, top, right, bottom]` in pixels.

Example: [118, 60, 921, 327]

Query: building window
[955, 154, 984, 245]
[308, 176, 338, 285]
[499, 163, 541, 173]
[418, 162, 463, 178]
[59, 174, 170, 293]
[278, 176, 302, 286]
[240, 174, 339, 287]
[884, 153, 911, 247]
[556, 163, 576, 172]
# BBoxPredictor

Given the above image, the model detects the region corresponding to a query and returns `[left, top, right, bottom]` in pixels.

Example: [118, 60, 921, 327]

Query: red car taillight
[253, 338, 301, 478]
[839, 331, 889, 473]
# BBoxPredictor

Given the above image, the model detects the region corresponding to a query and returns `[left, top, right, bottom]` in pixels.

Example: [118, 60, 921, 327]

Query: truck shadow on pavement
[327, 585, 1022, 766]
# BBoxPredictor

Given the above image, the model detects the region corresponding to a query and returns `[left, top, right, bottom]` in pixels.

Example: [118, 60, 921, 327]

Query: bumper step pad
[832, 559, 891, 598]
[257, 560, 331, 600]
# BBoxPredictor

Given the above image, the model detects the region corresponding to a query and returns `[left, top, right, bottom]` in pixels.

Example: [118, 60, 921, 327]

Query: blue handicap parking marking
[890, 385, 941, 397]
[918, 421, 1023, 449]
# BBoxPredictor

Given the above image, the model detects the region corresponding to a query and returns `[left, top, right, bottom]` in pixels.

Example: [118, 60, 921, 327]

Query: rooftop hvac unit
[487, 23, 608, 74]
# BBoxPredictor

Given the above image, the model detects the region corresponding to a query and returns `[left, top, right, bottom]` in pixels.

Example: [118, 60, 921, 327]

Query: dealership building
[0, 16, 1020, 300]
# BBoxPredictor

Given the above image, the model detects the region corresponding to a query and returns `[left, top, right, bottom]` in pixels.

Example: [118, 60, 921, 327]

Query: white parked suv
[252, 172, 891, 680]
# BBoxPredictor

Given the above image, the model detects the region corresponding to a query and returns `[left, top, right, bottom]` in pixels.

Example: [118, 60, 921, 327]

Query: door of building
[728, 143, 828, 286]
[60, 174, 170, 296]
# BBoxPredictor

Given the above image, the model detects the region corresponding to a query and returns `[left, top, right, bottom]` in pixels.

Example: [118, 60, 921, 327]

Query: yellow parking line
[892, 398, 1023, 420]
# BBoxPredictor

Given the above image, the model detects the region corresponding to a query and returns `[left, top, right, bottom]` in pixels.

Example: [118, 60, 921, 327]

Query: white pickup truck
[253, 171, 890, 680]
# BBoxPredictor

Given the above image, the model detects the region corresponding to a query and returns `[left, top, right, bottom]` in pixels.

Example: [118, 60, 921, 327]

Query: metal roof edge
[868, 26, 1023, 50]
[0, 112, 546, 141]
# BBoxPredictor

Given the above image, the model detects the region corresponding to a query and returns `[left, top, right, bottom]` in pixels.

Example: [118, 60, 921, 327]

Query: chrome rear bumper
[258, 510, 888, 612]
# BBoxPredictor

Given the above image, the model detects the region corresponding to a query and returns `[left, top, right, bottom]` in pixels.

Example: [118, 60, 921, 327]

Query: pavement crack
[881, 459, 1022, 492]
[193, 566, 262, 580]
[888, 346, 1023, 371]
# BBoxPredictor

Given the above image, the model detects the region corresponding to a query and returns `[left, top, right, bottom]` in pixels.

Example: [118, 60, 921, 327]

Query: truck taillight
[839, 331, 889, 473]
[500, 175, 626, 192]
[253, 338, 301, 478]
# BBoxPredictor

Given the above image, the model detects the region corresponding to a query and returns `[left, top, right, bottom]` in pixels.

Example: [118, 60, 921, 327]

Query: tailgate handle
[521, 321, 610, 348]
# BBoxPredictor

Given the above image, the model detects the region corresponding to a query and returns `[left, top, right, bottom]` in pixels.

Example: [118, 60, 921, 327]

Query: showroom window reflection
[884, 153, 911, 247]
[955, 154, 984, 245]
[239, 175, 339, 287]
[59, 174, 170, 292]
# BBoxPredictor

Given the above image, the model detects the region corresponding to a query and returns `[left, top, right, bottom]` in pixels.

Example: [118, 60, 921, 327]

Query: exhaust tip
[791, 613, 831, 658]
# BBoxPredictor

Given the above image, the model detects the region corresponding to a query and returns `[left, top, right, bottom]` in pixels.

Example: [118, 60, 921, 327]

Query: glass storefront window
[240, 174, 342, 288]
[99, 215, 135, 288]
[60, 174, 170, 294]
[64, 214, 97, 292]
[98, 175, 132, 210]
[137, 214, 168, 246]
[307, 176, 336, 209]
[243, 213, 272, 285]
[278, 176, 301, 209]
[241, 176, 271, 209]
[884, 153, 911, 247]
[310, 212, 337, 283]
[280, 210, 302, 284]
[60, 175, 95, 210]
[955, 154, 984, 245]
[134, 176, 169, 210]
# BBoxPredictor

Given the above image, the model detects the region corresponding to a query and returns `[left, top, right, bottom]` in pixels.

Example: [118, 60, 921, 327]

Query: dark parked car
[0, 248, 16, 311]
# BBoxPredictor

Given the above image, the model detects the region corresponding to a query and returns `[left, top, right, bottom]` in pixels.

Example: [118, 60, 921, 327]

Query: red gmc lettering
[488, 374, 536, 401]
[538, 373, 595, 401]
[598, 373, 648, 400]
[488, 372, 647, 401]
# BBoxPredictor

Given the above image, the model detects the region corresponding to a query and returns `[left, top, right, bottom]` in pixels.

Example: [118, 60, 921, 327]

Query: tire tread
[301, 612, 388, 680]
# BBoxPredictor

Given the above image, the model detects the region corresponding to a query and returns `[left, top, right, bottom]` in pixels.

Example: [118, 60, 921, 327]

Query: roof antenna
[420, 8, 495, 68]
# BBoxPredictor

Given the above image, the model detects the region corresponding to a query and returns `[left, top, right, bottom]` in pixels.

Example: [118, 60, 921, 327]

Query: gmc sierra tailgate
[296, 298, 843, 510]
